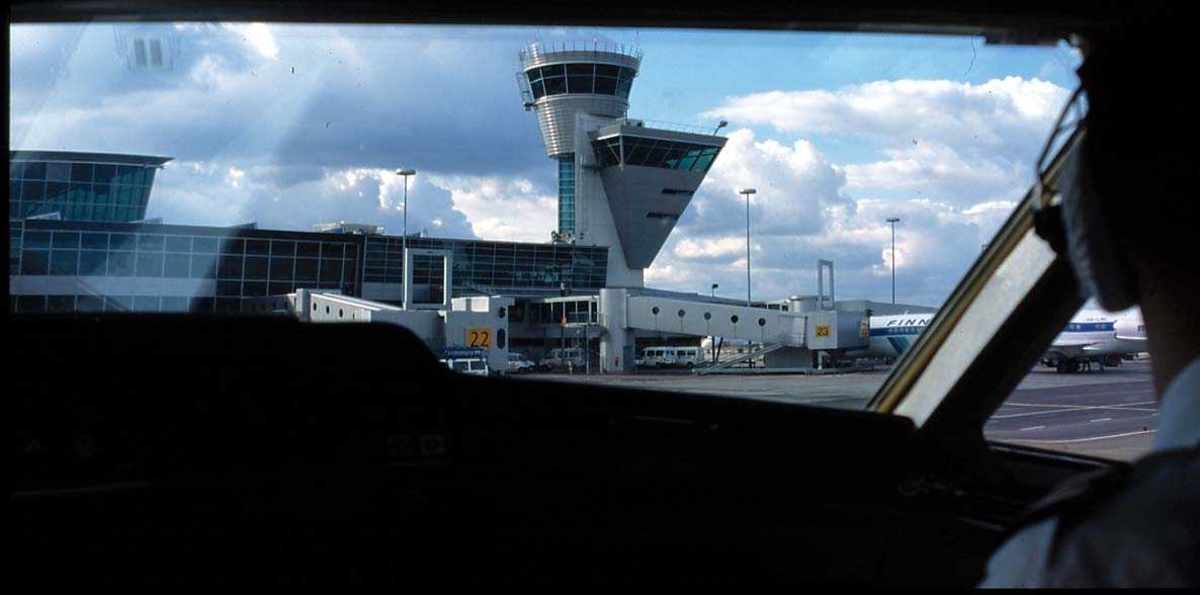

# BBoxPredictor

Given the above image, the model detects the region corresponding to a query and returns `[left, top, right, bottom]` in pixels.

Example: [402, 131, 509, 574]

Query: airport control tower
[518, 41, 726, 288]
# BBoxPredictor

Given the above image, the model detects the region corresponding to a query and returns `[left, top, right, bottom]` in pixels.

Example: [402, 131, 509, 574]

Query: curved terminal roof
[10, 150, 173, 167]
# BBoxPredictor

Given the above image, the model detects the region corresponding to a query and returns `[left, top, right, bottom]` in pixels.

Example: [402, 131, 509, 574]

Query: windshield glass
[985, 303, 1155, 461]
[11, 23, 1091, 425]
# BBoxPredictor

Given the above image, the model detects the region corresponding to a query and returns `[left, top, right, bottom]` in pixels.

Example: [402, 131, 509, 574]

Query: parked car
[506, 352, 537, 374]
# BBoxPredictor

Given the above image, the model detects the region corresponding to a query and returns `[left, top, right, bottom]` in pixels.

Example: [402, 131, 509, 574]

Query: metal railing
[694, 342, 786, 374]
[519, 40, 643, 63]
[514, 71, 534, 104]
[616, 118, 726, 137]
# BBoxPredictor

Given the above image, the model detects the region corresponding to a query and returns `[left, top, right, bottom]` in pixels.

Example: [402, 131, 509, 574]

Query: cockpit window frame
[869, 129, 1088, 440]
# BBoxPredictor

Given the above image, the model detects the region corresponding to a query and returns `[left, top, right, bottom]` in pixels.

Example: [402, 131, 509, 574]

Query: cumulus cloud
[842, 140, 1028, 205]
[703, 77, 1068, 207]
[679, 128, 853, 239]
[11, 23, 549, 227]
[654, 76, 1073, 306]
[704, 77, 1068, 159]
[674, 237, 747, 260]
[147, 163, 475, 238]
[650, 194, 989, 307]
[425, 174, 557, 243]
[11, 22, 563, 246]
[221, 23, 280, 59]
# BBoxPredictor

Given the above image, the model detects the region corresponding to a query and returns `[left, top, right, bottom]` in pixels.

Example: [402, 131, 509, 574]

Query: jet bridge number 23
[466, 327, 492, 348]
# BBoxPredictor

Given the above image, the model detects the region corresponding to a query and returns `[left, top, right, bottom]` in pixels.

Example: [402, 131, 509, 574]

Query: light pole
[740, 188, 757, 306]
[396, 168, 416, 307]
[887, 217, 900, 304]
[711, 283, 719, 298]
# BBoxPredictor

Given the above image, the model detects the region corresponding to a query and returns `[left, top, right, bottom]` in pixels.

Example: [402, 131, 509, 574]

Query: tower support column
[599, 288, 631, 373]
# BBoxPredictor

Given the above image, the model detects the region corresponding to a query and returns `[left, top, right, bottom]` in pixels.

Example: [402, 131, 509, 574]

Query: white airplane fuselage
[699, 336, 759, 362]
[1042, 308, 1147, 370]
[863, 313, 934, 359]
[858, 309, 1146, 370]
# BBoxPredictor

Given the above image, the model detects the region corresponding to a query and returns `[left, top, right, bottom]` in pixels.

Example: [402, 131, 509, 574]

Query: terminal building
[9, 198, 609, 313]
[10, 150, 170, 223]
[9, 43, 930, 373]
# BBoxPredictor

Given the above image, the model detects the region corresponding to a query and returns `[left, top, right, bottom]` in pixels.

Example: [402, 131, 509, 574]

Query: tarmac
[526, 359, 1158, 461]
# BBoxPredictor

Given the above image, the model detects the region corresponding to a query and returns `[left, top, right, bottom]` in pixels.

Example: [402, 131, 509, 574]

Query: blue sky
[629, 29, 1077, 129]
[10, 23, 1081, 307]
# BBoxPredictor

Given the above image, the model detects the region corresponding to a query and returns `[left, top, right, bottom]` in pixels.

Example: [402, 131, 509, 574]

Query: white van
[540, 347, 586, 371]
[440, 356, 490, 376]
[438, 348, 491, 376]
[640, 346, 703, 369]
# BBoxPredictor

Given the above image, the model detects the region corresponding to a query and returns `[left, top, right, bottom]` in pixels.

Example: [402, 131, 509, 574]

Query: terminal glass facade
[9, 220, 23, 276]
[11, 221, 609, 313]
[558, 155, 576, 235]
[363, 235, 607, 296]
[592, 136, 721, 172]
[9, 152, 169, 223]
[525, 63, 635, 100]
[410, 252, 447, 305]
[10, 220, 362, 313]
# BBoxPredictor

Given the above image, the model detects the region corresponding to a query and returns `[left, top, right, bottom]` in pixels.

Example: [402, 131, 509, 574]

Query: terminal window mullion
[662, 144, 686, 170]
[644, 140, 669, 168]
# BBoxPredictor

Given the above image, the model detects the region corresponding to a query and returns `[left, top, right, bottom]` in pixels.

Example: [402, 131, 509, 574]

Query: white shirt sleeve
[978, 518, 1058, 588]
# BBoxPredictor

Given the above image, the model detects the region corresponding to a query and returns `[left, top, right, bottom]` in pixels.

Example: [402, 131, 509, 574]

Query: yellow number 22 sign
[466, 327, 492, 348]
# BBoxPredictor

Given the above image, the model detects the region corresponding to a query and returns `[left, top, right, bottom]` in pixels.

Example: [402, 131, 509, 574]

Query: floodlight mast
[396, 168, 417, 306]
[740, 188, 757, 306]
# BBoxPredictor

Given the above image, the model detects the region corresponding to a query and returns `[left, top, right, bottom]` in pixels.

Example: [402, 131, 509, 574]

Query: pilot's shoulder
[1047, 447, 1200, 587]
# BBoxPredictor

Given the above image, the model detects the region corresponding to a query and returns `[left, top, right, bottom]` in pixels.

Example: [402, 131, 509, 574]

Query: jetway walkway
[624, 295, 807, 346]
[599, 287, 867, 373]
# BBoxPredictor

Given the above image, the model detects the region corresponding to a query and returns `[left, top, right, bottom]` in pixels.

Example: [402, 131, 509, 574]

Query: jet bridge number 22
[466, 328, 492, 348]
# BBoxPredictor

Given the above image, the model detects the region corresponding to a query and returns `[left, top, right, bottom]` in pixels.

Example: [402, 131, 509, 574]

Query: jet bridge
[598, 286, 868, 373]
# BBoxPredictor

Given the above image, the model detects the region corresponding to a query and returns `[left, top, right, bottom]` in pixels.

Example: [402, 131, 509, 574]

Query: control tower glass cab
[518, 41, 725, 289]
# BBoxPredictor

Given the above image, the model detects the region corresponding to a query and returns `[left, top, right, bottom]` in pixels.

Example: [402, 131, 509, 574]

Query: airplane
[859, 309, 1146, 373]
[1041, 308, 1147, 372]
[863, 313, 935, 360]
